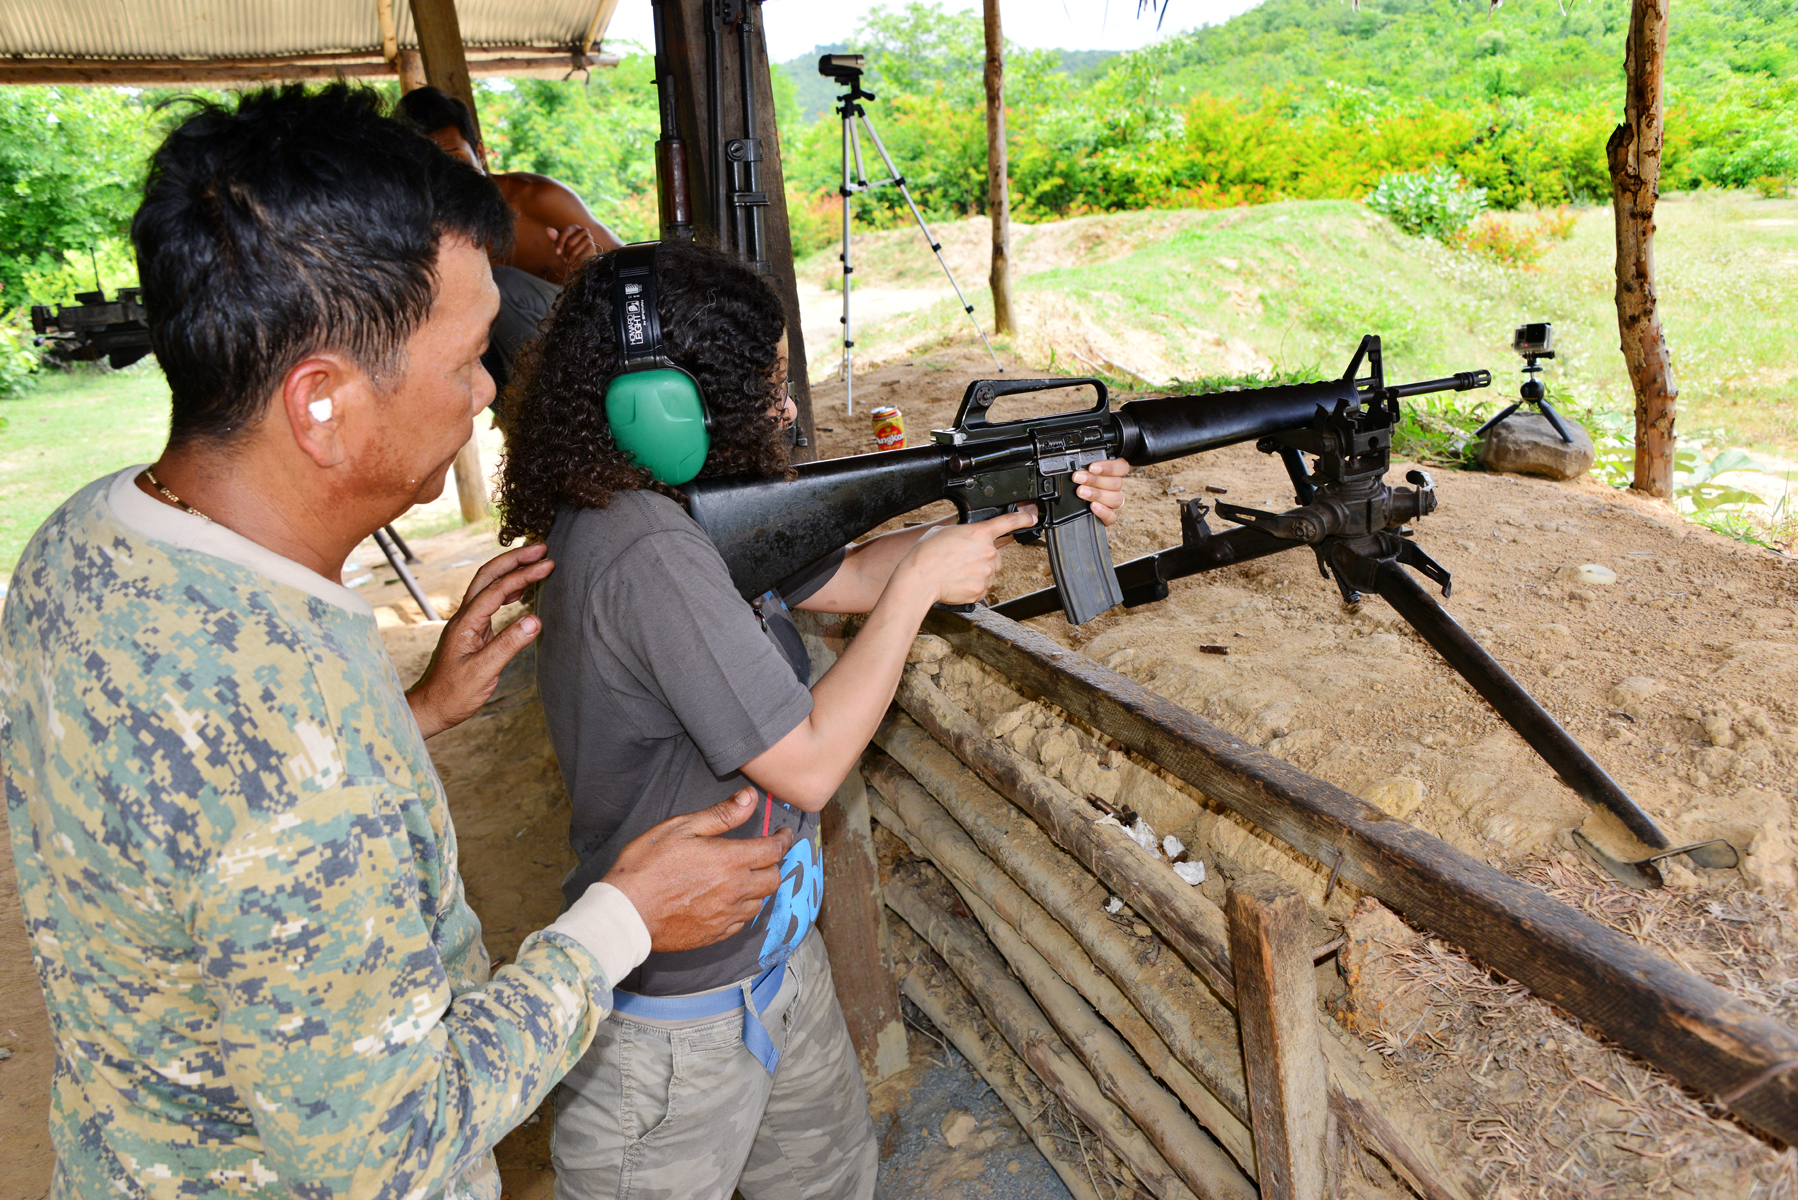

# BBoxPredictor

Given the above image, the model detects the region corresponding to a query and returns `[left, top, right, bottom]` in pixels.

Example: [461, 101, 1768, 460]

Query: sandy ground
[4, 343, 1795, 1197]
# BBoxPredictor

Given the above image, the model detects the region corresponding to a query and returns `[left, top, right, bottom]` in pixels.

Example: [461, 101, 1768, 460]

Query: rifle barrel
[1387, 370, 1491, 399]
[1115, 379, 1357, 467]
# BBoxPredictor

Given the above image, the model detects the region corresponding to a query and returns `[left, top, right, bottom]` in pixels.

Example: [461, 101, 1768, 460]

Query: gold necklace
[143, 467, 211, 523]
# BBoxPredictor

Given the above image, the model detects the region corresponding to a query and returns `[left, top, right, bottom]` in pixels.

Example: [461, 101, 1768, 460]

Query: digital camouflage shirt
[2, 470, 614, 1200]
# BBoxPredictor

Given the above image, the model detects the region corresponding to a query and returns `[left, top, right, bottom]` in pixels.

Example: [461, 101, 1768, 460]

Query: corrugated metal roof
[0, 0, 612, 60]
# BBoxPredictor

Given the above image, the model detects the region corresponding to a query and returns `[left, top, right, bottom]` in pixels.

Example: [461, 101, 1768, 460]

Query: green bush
[0, 309, 39, 400]
[1365, 168, 1489, 240]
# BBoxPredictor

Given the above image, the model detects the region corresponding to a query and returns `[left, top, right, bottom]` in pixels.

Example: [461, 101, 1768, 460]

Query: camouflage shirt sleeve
[184, 776, 609, 1199]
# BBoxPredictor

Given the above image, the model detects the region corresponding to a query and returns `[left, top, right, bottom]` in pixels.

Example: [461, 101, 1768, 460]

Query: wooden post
[1608, 0, 1676, 500]
[657, 0, 817, 455]
[982, 0, 1014, 337]
[396, 49, 427, 93]
[1227, 873, 1330, 1200]
[816, 767, 907, 1080]
[410, 0, 489, 521]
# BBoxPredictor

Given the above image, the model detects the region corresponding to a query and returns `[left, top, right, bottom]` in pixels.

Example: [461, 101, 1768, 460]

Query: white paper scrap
[1172, 861, 1207, 886]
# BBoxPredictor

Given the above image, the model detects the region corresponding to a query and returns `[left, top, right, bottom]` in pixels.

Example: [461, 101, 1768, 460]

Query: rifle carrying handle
[1046, 511, 1125, 625]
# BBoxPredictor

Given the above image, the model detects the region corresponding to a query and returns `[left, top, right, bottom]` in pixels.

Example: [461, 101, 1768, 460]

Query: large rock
[1477, 411, 1595, 480]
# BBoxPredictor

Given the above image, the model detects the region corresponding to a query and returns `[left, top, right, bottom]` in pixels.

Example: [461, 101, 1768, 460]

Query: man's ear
[281, 354, 364, 468]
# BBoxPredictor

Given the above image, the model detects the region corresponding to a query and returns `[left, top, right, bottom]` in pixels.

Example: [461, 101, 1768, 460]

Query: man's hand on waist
[602, 788, 794, 953]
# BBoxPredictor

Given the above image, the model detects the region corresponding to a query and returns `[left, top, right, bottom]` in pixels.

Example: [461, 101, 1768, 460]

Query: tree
[0, 87, 156, 307]
[1607, 0, 1677, 499]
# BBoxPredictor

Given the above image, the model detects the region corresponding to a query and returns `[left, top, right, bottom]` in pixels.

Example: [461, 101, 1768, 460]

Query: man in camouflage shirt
[1, 86, 791, 1200]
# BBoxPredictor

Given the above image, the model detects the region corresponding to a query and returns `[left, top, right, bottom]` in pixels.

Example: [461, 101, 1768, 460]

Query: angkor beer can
[871, 405, 905, 450]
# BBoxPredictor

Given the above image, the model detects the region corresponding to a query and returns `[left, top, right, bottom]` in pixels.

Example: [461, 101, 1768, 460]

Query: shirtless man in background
[399, 85, 621, 392]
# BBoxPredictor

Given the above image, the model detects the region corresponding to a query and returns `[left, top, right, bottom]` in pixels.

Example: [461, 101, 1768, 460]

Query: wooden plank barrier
[869, 710, 1474, 1200]
[910, 605, 1798, 1144]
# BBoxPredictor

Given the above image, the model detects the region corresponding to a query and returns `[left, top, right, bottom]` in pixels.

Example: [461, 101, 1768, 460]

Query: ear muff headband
[604, 243, 712, 486]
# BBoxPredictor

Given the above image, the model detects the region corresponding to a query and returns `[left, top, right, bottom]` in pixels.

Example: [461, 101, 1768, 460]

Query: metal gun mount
[996, 335, 1739, 888]
[31, 289, 153, 370]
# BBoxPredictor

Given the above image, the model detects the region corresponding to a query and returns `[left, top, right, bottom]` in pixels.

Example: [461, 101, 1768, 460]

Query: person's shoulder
[495, 170, 579, 200]
[554, 490, 696, 543]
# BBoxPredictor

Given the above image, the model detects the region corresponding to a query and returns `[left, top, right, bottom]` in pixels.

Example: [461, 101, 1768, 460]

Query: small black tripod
[1475, 322, 1573, 444]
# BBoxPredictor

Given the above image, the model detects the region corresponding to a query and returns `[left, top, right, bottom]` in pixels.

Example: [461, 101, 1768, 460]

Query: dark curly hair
[496, 240, 789, 544]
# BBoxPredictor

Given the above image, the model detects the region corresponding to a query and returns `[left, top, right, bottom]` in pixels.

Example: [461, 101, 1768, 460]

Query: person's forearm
[745, 570, 937, 809]
[800, 518, 953, 614]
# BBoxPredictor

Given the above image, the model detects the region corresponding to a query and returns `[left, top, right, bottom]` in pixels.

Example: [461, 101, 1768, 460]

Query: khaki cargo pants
[550, 928, 881, 1200]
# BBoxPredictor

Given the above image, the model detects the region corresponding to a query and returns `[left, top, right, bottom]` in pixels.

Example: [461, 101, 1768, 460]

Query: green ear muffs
[605, 368, 711, 486]
[604, 243, 713, 486]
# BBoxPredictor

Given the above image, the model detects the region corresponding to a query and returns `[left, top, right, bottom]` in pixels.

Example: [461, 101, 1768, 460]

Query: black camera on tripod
[818, 53, 865, 82]
[1475, 320, 1573, 444]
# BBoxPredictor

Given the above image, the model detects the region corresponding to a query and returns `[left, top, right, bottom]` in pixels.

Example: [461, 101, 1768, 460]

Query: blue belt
[611, 960, 788, 1075]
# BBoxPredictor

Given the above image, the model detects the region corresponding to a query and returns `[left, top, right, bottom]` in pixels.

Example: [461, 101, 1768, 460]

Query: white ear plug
[308, 397, 334, 423]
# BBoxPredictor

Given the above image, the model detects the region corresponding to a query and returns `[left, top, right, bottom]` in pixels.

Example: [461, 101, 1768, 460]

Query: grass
[0, 365, 171, 572]
[0, 364, 506, 578]
[806, 192, 1798, 457]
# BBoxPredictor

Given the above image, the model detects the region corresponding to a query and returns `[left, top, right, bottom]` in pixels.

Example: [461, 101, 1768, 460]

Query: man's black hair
[132, 83, 513, 446]
[397, 85, 481, 149]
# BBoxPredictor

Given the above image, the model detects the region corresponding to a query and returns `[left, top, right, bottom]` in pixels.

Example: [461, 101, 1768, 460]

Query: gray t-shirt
[537, 489, 840, 995]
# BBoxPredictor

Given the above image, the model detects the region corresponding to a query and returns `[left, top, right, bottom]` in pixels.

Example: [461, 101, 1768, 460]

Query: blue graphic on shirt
[758, 834, 824, 970]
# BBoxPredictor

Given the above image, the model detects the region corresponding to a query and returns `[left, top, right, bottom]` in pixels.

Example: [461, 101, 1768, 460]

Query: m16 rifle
[685, 334, 1738, 887]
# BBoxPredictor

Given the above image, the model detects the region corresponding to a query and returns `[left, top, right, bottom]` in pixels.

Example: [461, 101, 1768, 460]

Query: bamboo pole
[886, 868, 1203, 1200]
[864, 750, 1258, 1175]
[981, 0, 1014, 336]
[889, 922, 1107, 1200]
[880, 683, 1478, 1200]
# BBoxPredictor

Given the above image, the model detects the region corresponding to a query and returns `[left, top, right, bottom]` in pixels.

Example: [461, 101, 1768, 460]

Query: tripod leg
[839, 114, 855, 414]
[384, 524, 421, 564]
[1473, 401, 1522, 438]
[373, 527, 441, 622]
[1536, 396, 1575, 443]
[858, 114, 1004, 373]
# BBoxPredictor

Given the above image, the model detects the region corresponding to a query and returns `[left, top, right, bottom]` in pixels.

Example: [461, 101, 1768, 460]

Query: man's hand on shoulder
[405, 544, 555, 739]
[603, 789, 793, 952]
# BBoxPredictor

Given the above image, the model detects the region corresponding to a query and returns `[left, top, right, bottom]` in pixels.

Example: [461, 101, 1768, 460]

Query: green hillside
[1158, 0, 1796, 104]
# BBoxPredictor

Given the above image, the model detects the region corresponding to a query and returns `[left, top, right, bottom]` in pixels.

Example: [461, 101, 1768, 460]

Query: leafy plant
[0, 308, 39, 400]
[1451, 212, 1544, 267]
[1365, 168, 1489, 240]
[1674, 445, 1764, 510]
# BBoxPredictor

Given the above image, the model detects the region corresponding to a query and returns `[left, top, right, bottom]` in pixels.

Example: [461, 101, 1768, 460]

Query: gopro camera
[1512, 322, 1554, 357]
[818, 53, 865, 81]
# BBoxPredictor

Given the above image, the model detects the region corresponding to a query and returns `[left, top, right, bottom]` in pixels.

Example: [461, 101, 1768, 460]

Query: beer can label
[871, 405, 905, 450]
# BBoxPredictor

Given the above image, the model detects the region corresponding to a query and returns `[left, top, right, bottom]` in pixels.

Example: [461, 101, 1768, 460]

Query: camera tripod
[1475, 345, 1574, 444]
[823, 56, 1001, 414]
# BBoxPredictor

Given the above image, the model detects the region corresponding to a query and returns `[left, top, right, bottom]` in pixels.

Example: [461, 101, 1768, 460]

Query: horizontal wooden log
[871, 719, 1475, 1200]
[886, 868, 1202, 1200]
[892, 673, 1236, 1003]
[889, 921, 1105, 1200]
[922, 604, 1798, 1145]
[877, 804, 1255, 1199]
[0, 50, 618, 86]
[864, 751, 1258, 1174]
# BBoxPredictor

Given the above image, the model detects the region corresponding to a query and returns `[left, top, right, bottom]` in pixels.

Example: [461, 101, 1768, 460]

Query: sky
[599, 0, 1267, 62]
